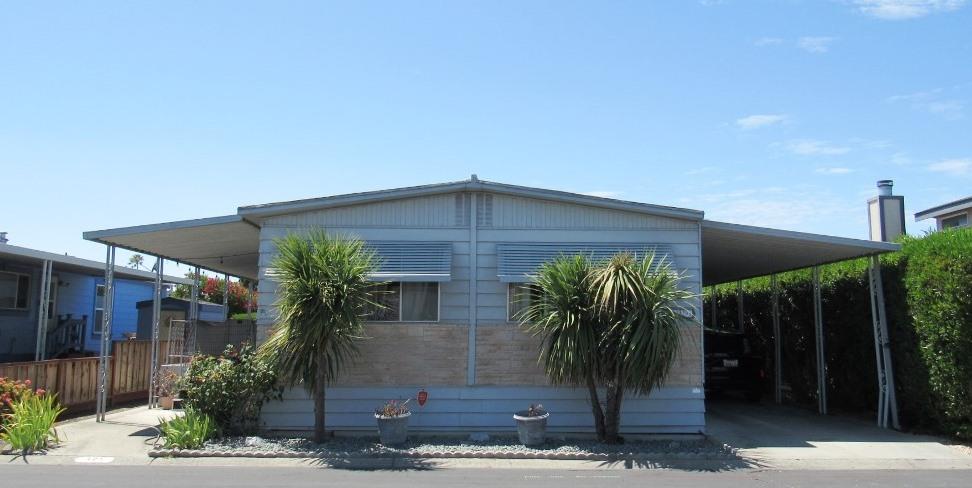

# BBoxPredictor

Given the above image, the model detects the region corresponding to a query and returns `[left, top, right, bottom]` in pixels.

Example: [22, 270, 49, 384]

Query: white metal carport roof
[701, 220, 899, 285]
[82, 215, 261, 280]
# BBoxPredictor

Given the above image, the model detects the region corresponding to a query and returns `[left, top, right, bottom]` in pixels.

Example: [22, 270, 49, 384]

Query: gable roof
[237, 176, 704, 222]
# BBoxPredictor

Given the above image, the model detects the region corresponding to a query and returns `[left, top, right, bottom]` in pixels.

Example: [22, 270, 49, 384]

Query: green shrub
[901, 228, 972, 438]
[1, 391, 66, 452]
[179, 344, 280, 435]
[159, 407, 216, 449]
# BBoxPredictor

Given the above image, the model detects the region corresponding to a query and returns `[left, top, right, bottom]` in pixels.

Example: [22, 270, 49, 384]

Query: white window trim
[0, 270, 31, 311]
[367, 282, 441, 324]
[92, 283, 105, 336]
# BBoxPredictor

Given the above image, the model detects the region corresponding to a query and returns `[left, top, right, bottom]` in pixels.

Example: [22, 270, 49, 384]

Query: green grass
[159, 407, 217, 449]
[0, 393, 66, 452]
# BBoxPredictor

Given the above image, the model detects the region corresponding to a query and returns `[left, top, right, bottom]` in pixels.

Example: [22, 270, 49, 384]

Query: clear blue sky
[2, 1, 970, 269]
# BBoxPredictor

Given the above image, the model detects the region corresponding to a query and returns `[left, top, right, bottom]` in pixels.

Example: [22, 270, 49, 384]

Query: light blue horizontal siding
[261, 386, 705, 434]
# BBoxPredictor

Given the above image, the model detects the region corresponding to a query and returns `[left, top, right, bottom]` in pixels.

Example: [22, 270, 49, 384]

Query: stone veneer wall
[330, 323, 468, 387]
[475, 326, 549, 385]
[475, 325, 702, 388]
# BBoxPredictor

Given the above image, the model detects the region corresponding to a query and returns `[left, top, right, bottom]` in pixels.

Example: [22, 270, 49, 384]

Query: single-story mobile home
[83, 177, 898, 434]
[0, 242, 190, 363]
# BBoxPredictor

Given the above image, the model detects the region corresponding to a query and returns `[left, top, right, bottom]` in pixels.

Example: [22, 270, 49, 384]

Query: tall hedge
[705, 227, 972, 439]
[901, 229, 972, 438]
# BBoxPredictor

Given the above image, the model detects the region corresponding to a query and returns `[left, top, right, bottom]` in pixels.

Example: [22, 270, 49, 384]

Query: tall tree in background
[128, 254, 144, 269]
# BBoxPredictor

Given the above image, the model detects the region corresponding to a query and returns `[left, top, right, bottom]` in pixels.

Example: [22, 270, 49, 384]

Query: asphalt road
[2, 465, 971, 487]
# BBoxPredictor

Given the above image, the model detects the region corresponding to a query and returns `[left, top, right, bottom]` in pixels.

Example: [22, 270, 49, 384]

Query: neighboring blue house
[0, 241, 190, 363]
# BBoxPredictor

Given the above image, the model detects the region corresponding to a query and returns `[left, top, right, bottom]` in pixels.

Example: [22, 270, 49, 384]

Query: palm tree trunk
[313, 362, 327, 443]
[586, 374, 607, 442]
[604, 384, 624, 444]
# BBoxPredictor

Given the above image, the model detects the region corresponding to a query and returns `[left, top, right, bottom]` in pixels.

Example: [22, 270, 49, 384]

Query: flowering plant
[1, 377, 45, 427]
[154, 370, 179, 397]
[375, 399, 410, 418]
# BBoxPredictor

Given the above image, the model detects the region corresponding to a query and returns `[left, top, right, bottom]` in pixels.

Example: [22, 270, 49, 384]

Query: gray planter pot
[513, 410, 549, 446]
[375, 412, 411, 446]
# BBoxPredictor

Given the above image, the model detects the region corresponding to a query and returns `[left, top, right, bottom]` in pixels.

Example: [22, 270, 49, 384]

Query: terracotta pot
[159, 395, 174, 410]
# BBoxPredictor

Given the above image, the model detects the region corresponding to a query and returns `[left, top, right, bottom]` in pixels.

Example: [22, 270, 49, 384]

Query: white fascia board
[702, 220, 901, 252]
[82, 214, 251, 241]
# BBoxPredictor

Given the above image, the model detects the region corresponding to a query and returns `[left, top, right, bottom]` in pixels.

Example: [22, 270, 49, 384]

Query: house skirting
[259, 385, 705, 435]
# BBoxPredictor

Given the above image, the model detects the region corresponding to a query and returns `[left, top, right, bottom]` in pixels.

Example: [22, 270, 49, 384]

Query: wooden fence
[0, 340, 177, 411]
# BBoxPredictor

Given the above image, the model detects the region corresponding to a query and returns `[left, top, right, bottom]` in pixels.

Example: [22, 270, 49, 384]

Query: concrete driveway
[2, 406, 179, 465]
[705, 399, 972, 470]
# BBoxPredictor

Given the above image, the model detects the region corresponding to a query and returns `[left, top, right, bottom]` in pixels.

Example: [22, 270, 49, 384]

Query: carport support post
[96, 245, 116, 422]
[223, 273, 230, 321]
[709, 285, 718, 328]
[812, 266, 827, 415]
[188, 266, 200, 355]
[148, 258, 163, 409]
[736, 281, 744, 332]
[771, 274, 782, 404]
[868, 255, 899, 429]
[34, 259, 52, 361]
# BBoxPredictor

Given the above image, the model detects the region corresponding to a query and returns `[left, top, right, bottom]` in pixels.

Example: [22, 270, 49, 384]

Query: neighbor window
[0, 271, 30, 310]
[92, 284, 105, 335]
[507, 283, 541, 322]
[942, 213, 969, 229]
[365, 282, 439, 322]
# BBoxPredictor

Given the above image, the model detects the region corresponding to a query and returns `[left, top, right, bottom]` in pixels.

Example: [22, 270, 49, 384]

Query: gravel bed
[150, 435, 739, 460]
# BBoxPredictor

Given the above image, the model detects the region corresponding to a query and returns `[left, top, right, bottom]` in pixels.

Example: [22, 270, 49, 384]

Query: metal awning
[701, 220, 900, 285]
[496, 243, 674, 282]
[83, 215, 261, 280]
[366, 241, 452, 282]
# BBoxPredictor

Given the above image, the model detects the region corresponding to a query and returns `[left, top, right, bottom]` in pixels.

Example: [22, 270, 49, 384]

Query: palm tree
[128, 254, 144, 269]
[521, 252, 695, 444]
[260, 231, 379, 443]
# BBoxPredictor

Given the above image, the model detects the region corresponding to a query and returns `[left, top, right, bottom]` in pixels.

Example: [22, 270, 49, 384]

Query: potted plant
[513, 403, 549, 446]
[374, 399, 411, 446]
[154, 370, 178, 410]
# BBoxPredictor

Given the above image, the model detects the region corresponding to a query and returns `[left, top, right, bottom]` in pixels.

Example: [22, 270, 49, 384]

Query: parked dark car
[704, 328, 765, 401]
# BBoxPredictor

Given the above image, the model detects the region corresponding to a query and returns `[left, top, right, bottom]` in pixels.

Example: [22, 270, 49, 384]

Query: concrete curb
[149, 446, 739, 462]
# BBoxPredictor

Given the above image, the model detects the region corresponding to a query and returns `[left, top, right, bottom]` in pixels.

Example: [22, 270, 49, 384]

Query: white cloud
[816, 167, 854, 174]
[754, 37, 784, 46]
[797, 36, 837, 53]
[887, 89, 965, 119]
[891, 152, 912, 165]
[852, 0, 966, 20]
[782, 139, 851, 156]
[928, 158, 972, 175]
[736, 114, 787, 130]
[691, 187, 850, 230]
